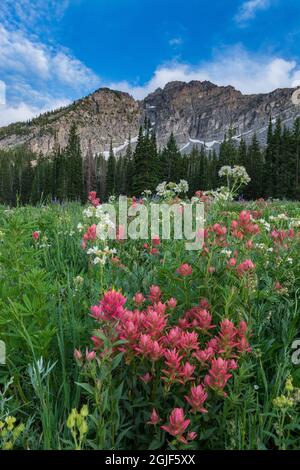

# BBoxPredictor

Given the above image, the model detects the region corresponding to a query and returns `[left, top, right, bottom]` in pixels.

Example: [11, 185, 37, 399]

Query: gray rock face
[0, 81, 300, 157]
[143, 81, 300, 152]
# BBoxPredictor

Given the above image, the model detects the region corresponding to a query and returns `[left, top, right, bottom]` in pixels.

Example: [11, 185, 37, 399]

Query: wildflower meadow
[1, 168, 300, 451]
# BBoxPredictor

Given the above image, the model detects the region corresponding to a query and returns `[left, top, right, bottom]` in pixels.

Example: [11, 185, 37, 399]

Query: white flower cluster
[218, 166, 232, 177]
[86, 246, 117, 265]
[258, 219, 271, 232]
[82, 205, 115, 236]
[255, 243, 274, 253]
[82, 206, 95, 218]
[219, 165, 251, 185]
[290, 218, 300, 228]
[269, 213, 289, 221]
[177, 179, 189, 194]
[204, 186, 233, 203]
[156, 180, 189, 198]
[220, 249, 232, 258]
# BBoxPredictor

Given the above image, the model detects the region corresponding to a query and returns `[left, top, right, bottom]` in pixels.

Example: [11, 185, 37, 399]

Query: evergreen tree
[124, 136, 133, 195]
[84, 139, 97, 197]
[291, 118, 300, 199]
[264, 116, 274, 197]
[106, 141, 116, 197]
[160, 132, 183, 182]
[247, 134, 263, 199]
[65, 123, 84, 201]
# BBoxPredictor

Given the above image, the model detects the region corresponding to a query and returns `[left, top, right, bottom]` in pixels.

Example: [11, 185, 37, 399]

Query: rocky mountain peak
[0, 80, 299, 157]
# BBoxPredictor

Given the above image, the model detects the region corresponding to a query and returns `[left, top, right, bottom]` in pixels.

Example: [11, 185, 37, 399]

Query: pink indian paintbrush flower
[227, 258, 237, 267]
[213, 223, 227, 236]
[147, 408, 160, 425]
[275, 281, 283, 291]
[187, 431, 197, 441]
[163, 327, 183, 348]
[140, 373, 152, 384]
[135, 335, 163, 361]
[91, 333, 104, 350]
[99, 289, 126, 320]
[204, 357, 234, 392]
[164, 348, 183, 370]
[116, 224, 126, 241]
[88, 191, 101, 207]
[143, 308, 167, 335]
[185, 384, 208, 413]
[200, 298, 210, 309]
[180, 362, 196, 383]
[82, 224, 97, 248]
[148, 285, 161, 303]
[192, 347, 215, 364]
[192, 308, 215, 331]
[237, 259, 256, 275]
[133, 292, 145, 306]
[74, 349, 83, 362]
[32, 231, 40, 240]
[90, 305, 102, 321]
[161, 408, 190, 439]
[180, 331, 199, 352]
[176, 263, 193, 277]
[85, 348, 96, 361]
[167, 297, 177, 309]
[152, 235, 161, 246]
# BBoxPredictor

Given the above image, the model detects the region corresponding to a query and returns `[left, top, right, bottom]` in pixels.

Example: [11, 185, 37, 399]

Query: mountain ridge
[0, 80, 300, 157]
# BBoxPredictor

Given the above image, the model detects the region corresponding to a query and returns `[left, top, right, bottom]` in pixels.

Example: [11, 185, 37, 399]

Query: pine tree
[218, 128, 237, 171]
[95, 153, 107, 201]
[106, 141, 116, 198]
[291, 118, 300, 199]
[84, 139, 97, 197]
[160, 132, 183, 182]
[131, 126, 144, 194]
[124, 136, 133, 194]
[247, 134, 263, 199]
[264, 116, 274, 197]
[65, 123, 84, 201]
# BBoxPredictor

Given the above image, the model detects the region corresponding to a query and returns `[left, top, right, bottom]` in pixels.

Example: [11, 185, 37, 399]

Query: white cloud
[0, 81, 6, 105]
[107, 47, 300, 100]
[0, 23, 100, 125]
[169, 37, 183, 47]
[0, 26, 99, 89]
[0, 0, 70, 32]
[235, 0, 271, 23]
[0, 1, 100, 126]
[0, 26, 50, 78]
[0, 98, 70, 127]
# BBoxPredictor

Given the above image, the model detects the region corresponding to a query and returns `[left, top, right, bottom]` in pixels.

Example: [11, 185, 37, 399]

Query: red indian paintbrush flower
[147, 408, 160, 425]
[237, 259, 256, 275]
[161, 408, 190, 440]
[148, 285, 161, 303]
[204, 357, 235, 392]
[176, 263, 193, 277]
[185, 384, 208, 413]
[32, 231, 40, 240]
[133, 292, 145, 306]
[99, 289, 126, 320]
[88, 191, 101, 207]
[167, 297, 177, 309]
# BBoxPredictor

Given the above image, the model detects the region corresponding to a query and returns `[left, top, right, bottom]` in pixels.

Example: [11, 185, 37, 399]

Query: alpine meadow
[1, 0, 300, 456]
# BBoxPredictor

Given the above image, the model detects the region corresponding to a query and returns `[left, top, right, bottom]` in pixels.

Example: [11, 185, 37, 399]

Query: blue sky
[1, 0, 300, 125]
